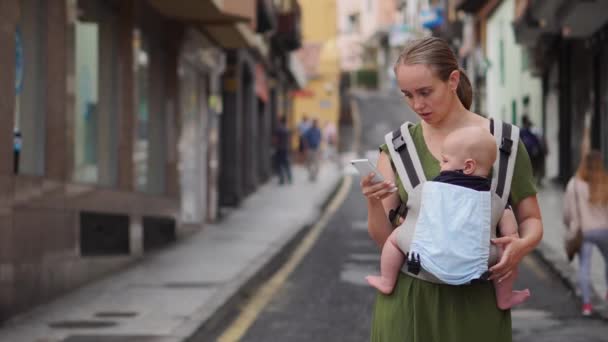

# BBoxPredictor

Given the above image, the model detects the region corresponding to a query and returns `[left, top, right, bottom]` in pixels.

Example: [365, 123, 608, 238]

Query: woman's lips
[419, 112, 432, 118]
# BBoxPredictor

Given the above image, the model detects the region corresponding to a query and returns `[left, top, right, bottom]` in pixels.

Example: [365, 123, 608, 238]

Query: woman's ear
[448, 69, 460, 92]
[463, 158, 476, 175]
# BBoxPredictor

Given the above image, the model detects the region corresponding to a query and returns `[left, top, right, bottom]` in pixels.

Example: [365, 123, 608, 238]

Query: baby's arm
[498, 207, 519, 238]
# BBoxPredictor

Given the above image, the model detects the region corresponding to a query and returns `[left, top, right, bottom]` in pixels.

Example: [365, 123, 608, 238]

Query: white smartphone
[350, 159, 384, 183]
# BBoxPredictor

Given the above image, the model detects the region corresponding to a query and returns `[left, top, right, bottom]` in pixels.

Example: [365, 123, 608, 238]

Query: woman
[360, 37, 543, 341]
[563, 150, 608, 316]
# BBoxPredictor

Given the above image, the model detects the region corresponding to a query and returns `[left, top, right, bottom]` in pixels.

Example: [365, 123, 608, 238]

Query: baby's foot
[366, 275, 395, 295]
[498, 289, 531, 310]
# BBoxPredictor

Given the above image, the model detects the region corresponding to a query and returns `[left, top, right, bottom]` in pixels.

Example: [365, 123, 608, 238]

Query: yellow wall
[292, 0, 340, 149]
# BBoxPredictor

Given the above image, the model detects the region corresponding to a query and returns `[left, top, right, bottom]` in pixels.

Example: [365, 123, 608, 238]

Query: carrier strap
[490, 119, 520, 206]
[384, 122, 426, 194]
[385, 120, 518, 203]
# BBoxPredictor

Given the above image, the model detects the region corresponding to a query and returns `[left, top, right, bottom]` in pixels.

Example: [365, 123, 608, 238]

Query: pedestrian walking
[297, 115, 311, 163]
[323, 120, 338, 164]
[359, 37, 543, 341]
[520, 114, 547, 186]
[272, 116, 292, 185]
[563, 150, 608, 316]
[303, 118, 322, 181]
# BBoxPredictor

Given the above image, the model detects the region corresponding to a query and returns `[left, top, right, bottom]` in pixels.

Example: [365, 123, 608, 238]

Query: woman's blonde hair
[393, 37, 473, 110]
[576, 150, 608, 206]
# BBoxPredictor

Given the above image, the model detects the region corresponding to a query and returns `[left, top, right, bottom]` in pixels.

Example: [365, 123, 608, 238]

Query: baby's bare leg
[494, 209, 530, 309]
[366, 230, 405, 294]
[494, 266, 530, 310]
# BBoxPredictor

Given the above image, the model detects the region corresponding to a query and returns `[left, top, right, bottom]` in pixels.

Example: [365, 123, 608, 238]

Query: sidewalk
[535, 181, 608, 318]
[0, 162, 344, 342]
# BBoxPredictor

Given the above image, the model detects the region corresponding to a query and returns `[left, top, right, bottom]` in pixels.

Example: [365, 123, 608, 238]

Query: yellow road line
[217, 176, 353, 342]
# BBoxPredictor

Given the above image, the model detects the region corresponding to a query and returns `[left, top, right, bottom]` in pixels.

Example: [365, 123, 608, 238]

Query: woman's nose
[413, 98, 425, 111]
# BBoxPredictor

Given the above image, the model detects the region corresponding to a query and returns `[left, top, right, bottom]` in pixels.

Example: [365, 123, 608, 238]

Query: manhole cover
[49, 320, 117, 329]
[62, 335, 168, 342]
[94, 311, 138, 318]
[164, 281, 219, 289]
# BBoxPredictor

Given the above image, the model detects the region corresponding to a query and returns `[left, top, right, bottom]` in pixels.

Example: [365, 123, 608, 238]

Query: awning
[148, 0, 249, 24]
[455, 0, 487, 13]
[147, 0, 258, 49]
[560, 1, 608, 38]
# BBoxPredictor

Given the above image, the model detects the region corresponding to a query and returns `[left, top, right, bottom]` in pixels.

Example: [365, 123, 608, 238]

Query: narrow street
[204, 91, 608, 341]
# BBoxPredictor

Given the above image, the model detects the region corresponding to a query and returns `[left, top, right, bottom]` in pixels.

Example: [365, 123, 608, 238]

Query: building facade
[292, 0, 340, 148]
[0, 0, 303, 321]
[512, 0, 608, 181]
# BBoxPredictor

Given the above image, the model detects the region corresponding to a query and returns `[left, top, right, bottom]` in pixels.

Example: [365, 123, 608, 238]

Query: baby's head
[440, 126, 497, 177]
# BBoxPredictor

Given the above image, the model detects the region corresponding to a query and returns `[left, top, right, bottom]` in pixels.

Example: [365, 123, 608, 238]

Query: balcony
[272, 0, 302, 52]
[147, 0, 257, 49]
[455, 0, 488, 13]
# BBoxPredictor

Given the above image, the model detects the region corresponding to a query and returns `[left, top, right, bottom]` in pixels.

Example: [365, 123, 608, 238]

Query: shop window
[132, 28, 167, 194]
[133, 29, 150, 192]
[71, 0, 119, 186]
[14, 0, 46, 176]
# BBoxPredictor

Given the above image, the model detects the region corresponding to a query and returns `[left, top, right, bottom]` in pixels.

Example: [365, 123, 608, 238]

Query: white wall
[486, 0, 542, 127]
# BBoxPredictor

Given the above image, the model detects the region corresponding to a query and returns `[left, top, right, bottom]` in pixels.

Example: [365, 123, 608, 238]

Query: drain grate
[163, 281, 220, 289]
[94, 311, 138, 318]
[62, 335, 168, 342]
[49, 320, 118, 329]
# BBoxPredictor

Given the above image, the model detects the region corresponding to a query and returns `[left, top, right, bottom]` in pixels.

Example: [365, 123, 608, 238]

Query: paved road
[205, 90, 608, 341]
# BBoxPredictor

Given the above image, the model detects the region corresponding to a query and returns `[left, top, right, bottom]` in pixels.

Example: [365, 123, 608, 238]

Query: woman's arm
[489, 195, 543, 282]
[362, 152, 400, 248]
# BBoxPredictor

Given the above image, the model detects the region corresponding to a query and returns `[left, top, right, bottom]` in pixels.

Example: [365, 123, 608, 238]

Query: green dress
[372, 123, 537, 342]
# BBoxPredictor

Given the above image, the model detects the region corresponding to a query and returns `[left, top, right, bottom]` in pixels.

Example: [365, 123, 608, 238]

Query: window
[347, 13, 360, 34]
[133, 29, 150, 192]
[132, 26, 167, 194]
[72, 0, 119, 186]
[499, 39, 505, 86]
[14, 0, 46, 176]
[521, 48, 529, 72]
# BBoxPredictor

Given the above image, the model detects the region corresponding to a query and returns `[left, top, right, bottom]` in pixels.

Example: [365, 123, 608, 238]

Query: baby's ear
[463, 159, 476, 175]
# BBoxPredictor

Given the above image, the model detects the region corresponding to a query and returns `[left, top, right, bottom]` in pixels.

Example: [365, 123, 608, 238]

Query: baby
[366, 126, 530, 310]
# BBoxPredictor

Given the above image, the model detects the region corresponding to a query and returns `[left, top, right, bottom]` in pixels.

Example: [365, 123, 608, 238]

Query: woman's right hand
[360, 173, 397, 202]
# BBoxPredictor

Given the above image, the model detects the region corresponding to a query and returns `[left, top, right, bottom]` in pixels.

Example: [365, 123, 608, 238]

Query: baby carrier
[385, 119, 520, 285]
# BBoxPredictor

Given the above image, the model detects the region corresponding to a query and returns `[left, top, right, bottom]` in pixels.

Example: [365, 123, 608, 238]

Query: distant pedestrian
[303, 119, 322, 181]
[563, 150, 608, 316]
[323, 120, 338, 164]
[273, 116, 292, 185]
[520, 115, 547, 186]
[297, 115, 311, 163]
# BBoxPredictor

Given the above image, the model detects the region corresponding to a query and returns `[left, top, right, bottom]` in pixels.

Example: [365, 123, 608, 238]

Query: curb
[533, 241, 608, 320]
[184, 175, 348, 341]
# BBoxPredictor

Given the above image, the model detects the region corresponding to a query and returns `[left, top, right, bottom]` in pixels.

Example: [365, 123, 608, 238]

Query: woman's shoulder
[379, 122, 422, 152]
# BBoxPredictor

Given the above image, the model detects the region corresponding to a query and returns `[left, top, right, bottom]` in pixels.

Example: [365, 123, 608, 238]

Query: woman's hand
[489, 235, 527, 283]
[360, 173, 397, 202]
